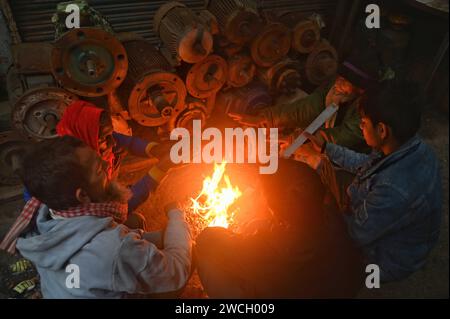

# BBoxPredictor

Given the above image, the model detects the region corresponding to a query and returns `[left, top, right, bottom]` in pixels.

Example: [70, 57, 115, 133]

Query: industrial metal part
[0, 131, 28, 185]
[6, 67, 56, 106]
[250, 23, 291, 67]
[11, 42, 53, 74]
[51, 27, 128, 97]
[7, 42, 57, 105]
[167, 98, 208, 133]
[186, 54, 228, 98]
[197, 9, 220, 35]
[51, 0, 114, 40]
[205, 0, 262, 45]
[216, 82, 272, 115]
[118, 39, 187, 127]
[226, 53, 255, 88]
[11, 87, 78, 141]
[257, 59, 302, 96]
[305, 39, 338, 86]
[154, 2, 214, 64]
[292, 19, 321, 54]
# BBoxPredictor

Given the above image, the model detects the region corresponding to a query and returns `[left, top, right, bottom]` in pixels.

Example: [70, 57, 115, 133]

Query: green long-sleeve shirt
[260, 82, 365, 150]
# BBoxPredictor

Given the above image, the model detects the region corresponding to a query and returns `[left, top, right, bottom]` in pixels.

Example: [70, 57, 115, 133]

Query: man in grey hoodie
[0, 136, 192, 298]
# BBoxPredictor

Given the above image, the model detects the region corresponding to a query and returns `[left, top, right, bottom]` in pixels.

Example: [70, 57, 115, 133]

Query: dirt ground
[0, 106, 448, 299]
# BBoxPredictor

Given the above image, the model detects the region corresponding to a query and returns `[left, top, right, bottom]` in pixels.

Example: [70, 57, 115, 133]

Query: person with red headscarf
[24, 100, 171, 222]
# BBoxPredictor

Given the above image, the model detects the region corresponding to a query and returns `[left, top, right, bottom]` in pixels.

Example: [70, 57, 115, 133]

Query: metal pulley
[51, 27, 128, 97]
[154, 2, 214, 65]
[250, 23, 291, 67]
[0, 131, 28, 186]
[305, 40, 338, 86]
[186, 55, 228, 98]
[11, 87, 78, 141]
[118, 39, 187, 127]
[227, 53, 255, 88]
[205, 0, 262, 45]
[292, 20, 321, 54]
[257, 59, 302, 96]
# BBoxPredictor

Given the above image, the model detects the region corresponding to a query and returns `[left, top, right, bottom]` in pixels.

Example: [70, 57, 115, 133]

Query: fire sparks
[190, 162, 242, 229]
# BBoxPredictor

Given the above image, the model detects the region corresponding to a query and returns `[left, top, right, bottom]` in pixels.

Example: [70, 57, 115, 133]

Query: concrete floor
[0, 106, 448, 299]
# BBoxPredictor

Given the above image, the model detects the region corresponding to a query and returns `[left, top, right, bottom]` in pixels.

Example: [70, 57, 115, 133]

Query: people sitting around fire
[195, 159, 365, 298]
[229, 62, 372, 153]
[0, 136, 192, 298]
[302, 81, 442, 282]
[24, 100, 171, 228]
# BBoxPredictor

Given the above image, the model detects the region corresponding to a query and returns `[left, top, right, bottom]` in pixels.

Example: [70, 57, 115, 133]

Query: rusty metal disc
[168, 100, 207, 132]
[51, 27, 128, 97]
[257, 59, 302, 95]
[292, 20, 321, 54]
[0, 131, 28, 185]
[305, 40, 338, 86]
[128, 72, 187, 127]
[224, 8, 262, 45]
[186, 55, 228, 98]
[250, 23, 291, 67]
[12, 87, 78, 140]
[227, 53, 255, 87]
[178, 27, 214, 64]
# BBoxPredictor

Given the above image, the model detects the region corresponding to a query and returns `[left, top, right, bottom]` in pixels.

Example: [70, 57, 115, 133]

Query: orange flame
[190, 162, 242, 228]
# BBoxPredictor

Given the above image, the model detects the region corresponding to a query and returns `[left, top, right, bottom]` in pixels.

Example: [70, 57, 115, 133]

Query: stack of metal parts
[2, 0, 340, 186]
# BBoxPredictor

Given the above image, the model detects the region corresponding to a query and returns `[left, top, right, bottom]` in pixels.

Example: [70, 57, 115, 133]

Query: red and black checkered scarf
[0, 197, 128, 254]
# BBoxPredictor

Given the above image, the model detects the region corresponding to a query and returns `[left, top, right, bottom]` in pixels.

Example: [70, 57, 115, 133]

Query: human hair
[359, 81, 423, 144]
[259, 159, 325, 228]
[19, 136, 90, 210]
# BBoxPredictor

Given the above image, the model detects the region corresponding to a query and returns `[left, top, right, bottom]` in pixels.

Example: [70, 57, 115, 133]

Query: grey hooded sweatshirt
[16, 204, 192, 298]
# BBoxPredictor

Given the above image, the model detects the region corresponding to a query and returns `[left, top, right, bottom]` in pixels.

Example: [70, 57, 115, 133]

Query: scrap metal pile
[1, 0, 338, 186]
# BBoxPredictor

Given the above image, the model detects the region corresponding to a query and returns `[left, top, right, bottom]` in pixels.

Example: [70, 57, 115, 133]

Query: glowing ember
[190, 162, 242, 229]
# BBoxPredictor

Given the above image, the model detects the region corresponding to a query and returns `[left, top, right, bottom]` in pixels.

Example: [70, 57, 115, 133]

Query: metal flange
[12, 87, 78, 141]
[167, 99, 208, 132]
[250, 23, 291, 67]
[227, 53, 255, 87]
[305, 40, 338, 86]
[292, 20, 321, 54]
[225, 7, 262, 45]
[186, 55, 228, 98]
[127, 72, 187, 127]
[51, 27, 128, 97]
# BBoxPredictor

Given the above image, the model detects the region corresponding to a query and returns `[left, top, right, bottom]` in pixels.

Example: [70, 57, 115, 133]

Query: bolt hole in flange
[12, 88, 78, 141]
[51, 27, 128, 97]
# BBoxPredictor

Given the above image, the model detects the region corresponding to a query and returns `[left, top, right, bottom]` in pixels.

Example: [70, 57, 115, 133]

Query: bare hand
[303, 131, 326, 153]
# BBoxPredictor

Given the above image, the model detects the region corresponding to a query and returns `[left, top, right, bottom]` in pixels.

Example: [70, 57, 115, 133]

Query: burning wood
[143, 162, 271, 238]
[189, 162, 242, 229]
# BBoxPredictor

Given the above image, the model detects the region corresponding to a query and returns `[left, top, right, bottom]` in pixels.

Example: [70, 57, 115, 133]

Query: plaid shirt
[0, 197, 128, 254]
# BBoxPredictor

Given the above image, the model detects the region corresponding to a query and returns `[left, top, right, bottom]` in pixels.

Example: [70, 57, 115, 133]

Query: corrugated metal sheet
[7, 0, 338, 44]
[8, 0, 204, 43]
